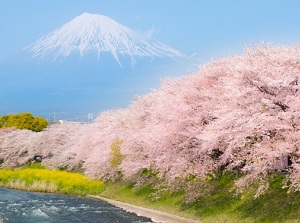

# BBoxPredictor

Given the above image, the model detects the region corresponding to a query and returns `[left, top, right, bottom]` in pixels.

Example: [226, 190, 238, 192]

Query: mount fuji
[25, 12, 183, 66]
[1, 12, 188, 121]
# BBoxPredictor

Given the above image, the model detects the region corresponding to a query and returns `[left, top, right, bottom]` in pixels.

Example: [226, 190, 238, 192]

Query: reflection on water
[0, 188, 155, 223]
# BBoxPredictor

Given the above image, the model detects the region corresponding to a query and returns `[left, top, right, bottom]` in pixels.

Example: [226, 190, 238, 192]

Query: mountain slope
[25, 12, 183, 65]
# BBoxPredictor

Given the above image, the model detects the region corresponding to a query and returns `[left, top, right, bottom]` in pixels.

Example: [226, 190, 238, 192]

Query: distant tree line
[0, 112, 48, 132]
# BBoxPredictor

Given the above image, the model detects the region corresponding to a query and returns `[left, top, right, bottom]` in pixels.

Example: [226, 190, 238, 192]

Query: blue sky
[1, 1, 300, 121]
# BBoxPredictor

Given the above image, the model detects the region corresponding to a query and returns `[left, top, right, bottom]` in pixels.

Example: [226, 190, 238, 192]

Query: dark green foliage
[0, 112, 48, 132]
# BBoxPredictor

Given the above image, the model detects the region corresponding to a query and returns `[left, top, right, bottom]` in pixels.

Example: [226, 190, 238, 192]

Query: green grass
[236, 175, 300, 223]
[99, 180, 193, 219]
[99, 172, 300, 223]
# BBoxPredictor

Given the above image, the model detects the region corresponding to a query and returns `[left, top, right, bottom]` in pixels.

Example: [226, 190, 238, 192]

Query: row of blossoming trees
[1, 45, 300, 196]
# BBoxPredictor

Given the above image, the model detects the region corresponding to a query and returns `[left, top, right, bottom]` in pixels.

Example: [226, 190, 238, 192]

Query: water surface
[0, 188, 155, 223]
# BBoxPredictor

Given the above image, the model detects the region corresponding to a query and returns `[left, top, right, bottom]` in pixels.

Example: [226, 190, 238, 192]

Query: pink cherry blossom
[1, 44, 300, 196]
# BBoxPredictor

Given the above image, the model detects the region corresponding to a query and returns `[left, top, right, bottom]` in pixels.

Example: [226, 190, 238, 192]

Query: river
[0, 188, 155, 223]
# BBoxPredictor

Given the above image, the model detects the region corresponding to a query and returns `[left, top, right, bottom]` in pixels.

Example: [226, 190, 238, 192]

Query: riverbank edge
[87, 195, 201, 223]
[0, 166, 201, 222]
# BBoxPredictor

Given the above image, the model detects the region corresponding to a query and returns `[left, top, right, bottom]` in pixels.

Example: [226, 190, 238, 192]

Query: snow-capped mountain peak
[25, 12, 183, 65]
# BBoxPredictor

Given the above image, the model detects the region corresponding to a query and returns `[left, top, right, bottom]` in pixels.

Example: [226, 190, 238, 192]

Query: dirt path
[87, 195, 200, 223]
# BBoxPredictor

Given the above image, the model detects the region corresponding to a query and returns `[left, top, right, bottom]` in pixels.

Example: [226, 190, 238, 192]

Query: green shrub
[0, 112, 48, 132]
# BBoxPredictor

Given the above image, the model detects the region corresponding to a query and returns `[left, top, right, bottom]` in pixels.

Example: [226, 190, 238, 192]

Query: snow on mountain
[25, 12, 183, 65]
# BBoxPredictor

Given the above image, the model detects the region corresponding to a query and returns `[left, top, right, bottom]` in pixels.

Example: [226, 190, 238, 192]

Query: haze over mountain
[1, 13, 187, 121]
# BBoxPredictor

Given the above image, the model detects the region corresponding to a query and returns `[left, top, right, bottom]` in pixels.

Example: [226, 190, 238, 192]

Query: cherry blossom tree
[1, 44, 300, 197]
[0, 128, 40, 167]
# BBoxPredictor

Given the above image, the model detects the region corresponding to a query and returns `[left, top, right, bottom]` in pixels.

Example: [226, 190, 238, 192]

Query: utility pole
[88, 113, 93, 123]
[54, 107, 56, 122]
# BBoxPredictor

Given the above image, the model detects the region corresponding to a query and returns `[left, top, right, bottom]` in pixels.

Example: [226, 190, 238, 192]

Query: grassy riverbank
[0, 164, 300, 222]
[100, 173, 300, 223]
